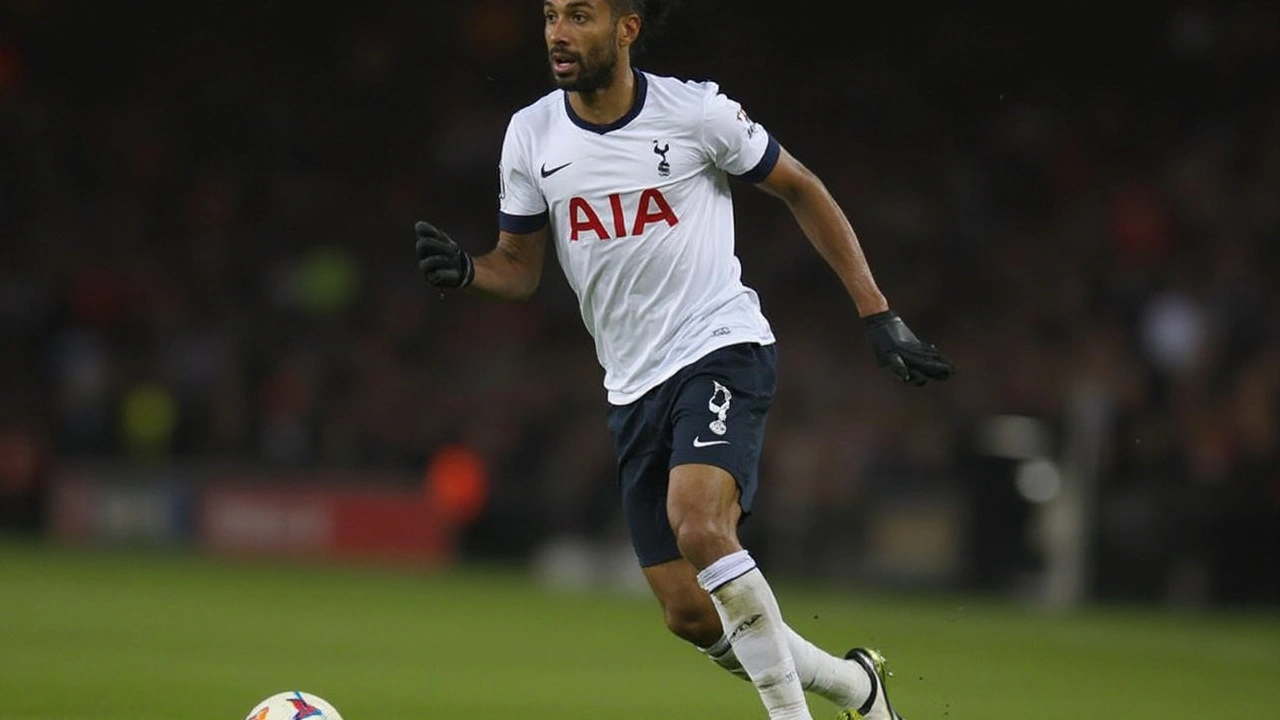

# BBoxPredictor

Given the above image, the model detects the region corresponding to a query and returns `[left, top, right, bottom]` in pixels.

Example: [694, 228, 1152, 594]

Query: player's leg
[641, 559, 746, 678]
[666, 461, 811, 720]
[664, 343, 902, 720]
[607, 343, 897, 719]
[643, 557, 877, 711]
[655, 343, 809, 719]
[608, 344, 801, 719]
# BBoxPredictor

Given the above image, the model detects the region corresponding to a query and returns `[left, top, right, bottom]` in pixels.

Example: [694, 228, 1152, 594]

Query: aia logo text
[568, 188, 678, 241]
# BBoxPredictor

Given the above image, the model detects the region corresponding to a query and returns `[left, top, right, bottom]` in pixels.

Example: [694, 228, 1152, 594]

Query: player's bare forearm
[785, 181, 888, 317]
[468, 229, 547, 302]
[758, 149, 888, 317]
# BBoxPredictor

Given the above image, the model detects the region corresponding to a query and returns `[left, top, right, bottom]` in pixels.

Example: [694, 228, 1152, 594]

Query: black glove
[415, 220, 474, 289]
[863, 310, 955, 387]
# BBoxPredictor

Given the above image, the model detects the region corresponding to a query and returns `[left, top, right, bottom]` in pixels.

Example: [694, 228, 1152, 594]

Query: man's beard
[552, 43, 619, 93]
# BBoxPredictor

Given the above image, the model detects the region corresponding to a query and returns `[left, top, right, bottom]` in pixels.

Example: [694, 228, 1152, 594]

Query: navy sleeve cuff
[732, 135, 781, 184]
[498, 211, 549, 234]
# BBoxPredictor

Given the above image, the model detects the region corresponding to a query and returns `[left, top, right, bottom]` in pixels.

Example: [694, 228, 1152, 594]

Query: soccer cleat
[834, 647, 903, 720]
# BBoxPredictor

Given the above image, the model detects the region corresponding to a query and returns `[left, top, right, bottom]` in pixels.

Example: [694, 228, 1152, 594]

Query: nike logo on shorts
[693, 437, 731, 448]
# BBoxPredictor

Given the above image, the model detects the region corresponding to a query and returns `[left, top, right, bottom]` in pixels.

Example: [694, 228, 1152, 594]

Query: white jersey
[497, 70, 778, 405]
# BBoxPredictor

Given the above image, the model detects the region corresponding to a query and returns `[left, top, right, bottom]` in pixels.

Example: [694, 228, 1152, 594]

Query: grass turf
[1, 541, 1277, 719]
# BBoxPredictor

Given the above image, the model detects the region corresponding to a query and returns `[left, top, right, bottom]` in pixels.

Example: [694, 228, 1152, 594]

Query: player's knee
[673, 519, 736, 568]
[662, 600, 721, 647]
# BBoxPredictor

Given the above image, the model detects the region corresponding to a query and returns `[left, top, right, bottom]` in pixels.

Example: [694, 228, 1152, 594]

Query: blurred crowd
[1, 2, 1277, 604]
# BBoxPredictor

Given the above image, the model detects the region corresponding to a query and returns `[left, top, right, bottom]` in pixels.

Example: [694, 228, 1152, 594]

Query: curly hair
[605, 0, 681, 55]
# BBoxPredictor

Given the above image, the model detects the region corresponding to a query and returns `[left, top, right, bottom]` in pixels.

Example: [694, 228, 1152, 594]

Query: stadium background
[0, 2, 1277, 718]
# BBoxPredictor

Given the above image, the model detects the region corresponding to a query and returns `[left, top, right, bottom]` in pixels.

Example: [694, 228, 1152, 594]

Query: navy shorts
[606, 342, 778, 567]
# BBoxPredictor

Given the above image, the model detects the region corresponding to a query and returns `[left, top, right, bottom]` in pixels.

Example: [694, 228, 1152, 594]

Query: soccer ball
[244, 691, 344, 720]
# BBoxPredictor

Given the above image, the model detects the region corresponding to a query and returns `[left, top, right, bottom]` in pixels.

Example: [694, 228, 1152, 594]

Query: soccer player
[414, 1, 955, 718]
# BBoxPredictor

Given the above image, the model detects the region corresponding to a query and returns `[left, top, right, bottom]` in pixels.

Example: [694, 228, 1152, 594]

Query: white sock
[700, 633, 750, 681]
[697, 551, 811, 720]
[702, 628, 873, 709]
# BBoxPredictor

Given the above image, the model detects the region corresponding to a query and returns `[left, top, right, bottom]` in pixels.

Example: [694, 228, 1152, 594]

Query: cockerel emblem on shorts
[708, 380, 732, 436]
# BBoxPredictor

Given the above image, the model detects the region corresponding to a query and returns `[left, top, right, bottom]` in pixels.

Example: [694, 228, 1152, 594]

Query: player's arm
[755, 147, 887, 317]
[756, 147, 956, 386]
[414, 222, 547, 302]
[416, 114, 551, 302]
[470, 228, 548, 301]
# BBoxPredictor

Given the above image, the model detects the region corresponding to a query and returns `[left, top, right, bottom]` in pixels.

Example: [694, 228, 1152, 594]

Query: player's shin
[699, 633, 751, 680]
[697, 550, 812, 720]
[701, 627, 873, 709]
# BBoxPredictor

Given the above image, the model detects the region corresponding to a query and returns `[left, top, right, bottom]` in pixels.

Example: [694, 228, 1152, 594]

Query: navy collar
[563, 68, 648, 134]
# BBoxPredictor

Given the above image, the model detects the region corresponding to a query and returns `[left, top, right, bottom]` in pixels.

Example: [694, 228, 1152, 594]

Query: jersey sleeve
[497, 116, 549, 234]
[701, 87, 781, 184]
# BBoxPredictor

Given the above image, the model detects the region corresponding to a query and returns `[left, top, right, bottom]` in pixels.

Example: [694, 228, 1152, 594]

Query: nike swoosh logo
[540, 161, 573, 178]
[693, 437, 731, 448]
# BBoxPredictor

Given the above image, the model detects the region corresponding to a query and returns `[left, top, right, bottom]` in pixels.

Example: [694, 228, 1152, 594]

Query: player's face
[544, 0, 623, 92]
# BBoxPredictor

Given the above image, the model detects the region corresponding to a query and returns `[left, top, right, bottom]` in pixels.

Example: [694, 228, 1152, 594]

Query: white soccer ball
[244, 691, 344, 720]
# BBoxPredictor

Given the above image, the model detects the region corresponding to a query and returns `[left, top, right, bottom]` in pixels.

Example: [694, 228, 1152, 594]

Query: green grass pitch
[1, 541, 1277, 719]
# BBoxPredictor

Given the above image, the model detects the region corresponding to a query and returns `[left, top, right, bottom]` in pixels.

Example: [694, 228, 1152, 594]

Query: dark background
[1, 1, 1277, 606]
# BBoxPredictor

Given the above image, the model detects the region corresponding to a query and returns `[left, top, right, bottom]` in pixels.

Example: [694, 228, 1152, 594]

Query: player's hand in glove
[415, 220, 474, 289]
[863, 310, 955, 387]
